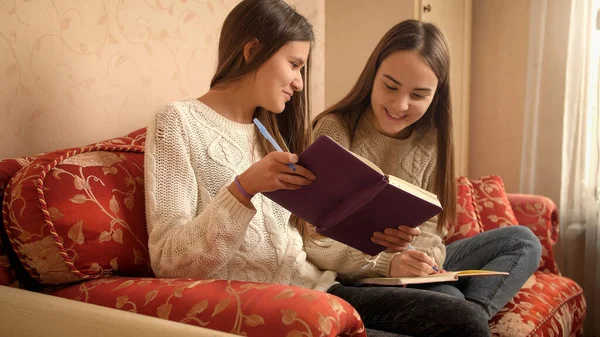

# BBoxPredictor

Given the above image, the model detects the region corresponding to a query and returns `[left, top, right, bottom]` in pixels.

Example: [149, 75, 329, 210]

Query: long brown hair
[211, 0, 314, 233]
[313, 20, 455, 232]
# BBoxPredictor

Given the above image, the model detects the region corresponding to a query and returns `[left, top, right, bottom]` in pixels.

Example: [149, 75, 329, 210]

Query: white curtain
[560, 0, 600, 336]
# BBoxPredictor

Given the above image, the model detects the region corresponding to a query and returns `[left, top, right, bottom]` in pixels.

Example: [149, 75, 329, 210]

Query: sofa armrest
[0, 285, 237, 337]
[508, 194, 560, 274]
[47, 278, 366, 337]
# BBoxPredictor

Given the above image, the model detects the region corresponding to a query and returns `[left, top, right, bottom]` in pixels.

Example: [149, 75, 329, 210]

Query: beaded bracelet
[234, 176, 254, 199]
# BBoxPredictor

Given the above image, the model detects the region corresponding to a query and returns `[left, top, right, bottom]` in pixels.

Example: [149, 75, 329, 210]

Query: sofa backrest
[1, 127, 522, 287]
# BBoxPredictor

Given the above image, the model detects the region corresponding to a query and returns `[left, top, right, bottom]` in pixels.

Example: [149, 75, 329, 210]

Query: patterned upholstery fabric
[0, 130, 586, 337]
[509, 194, 560, 274]
[2, 146, 150, 284]
[47, 278, 366, 337]
[489, 272, 585, 337]
[470, 175, 519, 230]
[444, 176, 483, 244]
[0, 156, 34, 288]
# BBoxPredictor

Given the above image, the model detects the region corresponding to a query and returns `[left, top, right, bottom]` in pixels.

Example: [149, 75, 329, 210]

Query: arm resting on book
[304, 235, 393, 278]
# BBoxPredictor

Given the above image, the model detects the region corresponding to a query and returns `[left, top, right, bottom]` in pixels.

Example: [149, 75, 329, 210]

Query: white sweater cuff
[374, 252, 396, 277]
[217, 187, 257, 222]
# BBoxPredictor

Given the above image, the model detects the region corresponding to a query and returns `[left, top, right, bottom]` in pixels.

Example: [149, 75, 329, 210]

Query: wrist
[237, 173, 257, 196]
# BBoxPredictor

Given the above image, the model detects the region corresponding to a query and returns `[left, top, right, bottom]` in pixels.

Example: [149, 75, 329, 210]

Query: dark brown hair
[211, 0, 314, 234]
[313, 20, 456, 232]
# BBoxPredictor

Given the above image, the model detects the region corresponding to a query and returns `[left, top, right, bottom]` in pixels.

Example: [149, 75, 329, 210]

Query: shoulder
[415, 127, 438, 155]
[313, 113, 352, 147]
[153, 99, 197, 125]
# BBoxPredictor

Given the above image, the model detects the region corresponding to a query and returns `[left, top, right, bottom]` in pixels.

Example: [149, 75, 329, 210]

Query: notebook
[262, 135, 442, 255]
[357, 270, 510, 286]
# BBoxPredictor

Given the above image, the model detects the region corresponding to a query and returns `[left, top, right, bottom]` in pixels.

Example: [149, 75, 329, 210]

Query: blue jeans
[328, 284, 490, 337]
[412, 226, 542, 320]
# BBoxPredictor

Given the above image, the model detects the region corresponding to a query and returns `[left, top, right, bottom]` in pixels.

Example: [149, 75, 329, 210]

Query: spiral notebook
[263, 136, 442, 255]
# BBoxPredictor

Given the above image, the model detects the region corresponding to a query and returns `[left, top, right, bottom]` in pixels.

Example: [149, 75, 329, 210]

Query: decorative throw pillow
[470, 175, 519, 231]
[444, 176, 483, 244]
[2, 145, 151, 285]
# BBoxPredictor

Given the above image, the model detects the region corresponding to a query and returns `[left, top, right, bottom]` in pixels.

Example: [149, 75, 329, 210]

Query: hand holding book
[263, 136, 443, 255]
[371, 226, 422, 253]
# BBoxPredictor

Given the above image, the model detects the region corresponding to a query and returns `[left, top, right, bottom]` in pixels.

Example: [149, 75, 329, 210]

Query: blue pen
[407, 245, 439, 272]
[253, 118, 297, 172]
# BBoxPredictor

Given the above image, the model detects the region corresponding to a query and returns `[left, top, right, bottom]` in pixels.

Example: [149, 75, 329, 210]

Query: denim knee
[441, 300, 490, 337]
[501, 226, 542, 270]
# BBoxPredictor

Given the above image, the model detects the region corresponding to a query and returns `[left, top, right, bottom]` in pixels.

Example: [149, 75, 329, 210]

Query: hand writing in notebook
[371, 225, 422, 253]
[390, 248, 443, 278]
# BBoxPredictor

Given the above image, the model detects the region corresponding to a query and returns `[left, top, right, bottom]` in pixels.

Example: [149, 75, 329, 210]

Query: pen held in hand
[406, 245, 440, 272]
[253, 118, 297, 172]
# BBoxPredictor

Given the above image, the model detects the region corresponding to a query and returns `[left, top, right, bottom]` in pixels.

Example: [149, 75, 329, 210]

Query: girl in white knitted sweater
[145, 1, 493, 336]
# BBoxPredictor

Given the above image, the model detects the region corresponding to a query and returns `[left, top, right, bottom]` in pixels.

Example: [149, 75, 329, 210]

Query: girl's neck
[198, 82, 256, 124]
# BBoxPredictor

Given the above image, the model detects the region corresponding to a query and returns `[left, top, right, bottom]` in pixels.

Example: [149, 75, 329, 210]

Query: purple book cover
[263, 136, 442, 255]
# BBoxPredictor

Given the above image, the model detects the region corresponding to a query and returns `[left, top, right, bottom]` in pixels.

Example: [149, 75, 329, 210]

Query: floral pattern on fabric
[2, 145, 151, 284]
[489, 272, 586, 337]
[0, 156, 34, 287]
[445, 177, 483, 244]
[508, 194, 560, 274]
[470, 175, 519, 230]
[48, 277, 367, 337]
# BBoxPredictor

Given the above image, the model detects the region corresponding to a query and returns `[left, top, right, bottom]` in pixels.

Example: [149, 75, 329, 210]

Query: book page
[348, 151, 384, 175]
[358, 270, 509, 286]
[387, 175, 441, 207]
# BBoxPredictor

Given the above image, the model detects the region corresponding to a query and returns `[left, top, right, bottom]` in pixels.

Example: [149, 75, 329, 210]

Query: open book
[263, 136, 442, 255]
[358, 270, 510, 286]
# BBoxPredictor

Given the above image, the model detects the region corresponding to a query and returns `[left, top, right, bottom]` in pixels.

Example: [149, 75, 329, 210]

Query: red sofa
[0, 128, 586, 337]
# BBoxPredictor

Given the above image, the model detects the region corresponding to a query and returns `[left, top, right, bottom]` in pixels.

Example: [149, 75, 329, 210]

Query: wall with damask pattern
[0, 0, 325, 159]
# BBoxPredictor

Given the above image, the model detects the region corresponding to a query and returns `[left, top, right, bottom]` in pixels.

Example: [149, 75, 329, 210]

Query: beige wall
[468, 0, 530, 192]
[469, 0, 569, 202]
[0, 0, 325, 159]
[324, 0, 415, 109]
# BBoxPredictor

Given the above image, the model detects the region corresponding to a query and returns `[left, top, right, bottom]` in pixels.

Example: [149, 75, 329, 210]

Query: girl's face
[254, 41, 310, 113]
[368, 50, 439, 139]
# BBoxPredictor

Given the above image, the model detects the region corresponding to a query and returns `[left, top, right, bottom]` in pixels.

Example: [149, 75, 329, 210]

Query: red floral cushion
[489, 271, 585, 337]
[48, 277, 367, 337]
[470, 175, 519, 230]
[509, 194, 560, 274]
[0, 157, 35, 287]
[2, 145, 151, 284]
[445, 177, 483, 244]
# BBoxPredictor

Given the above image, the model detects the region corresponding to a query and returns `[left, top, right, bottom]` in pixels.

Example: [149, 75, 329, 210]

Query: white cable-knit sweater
[145, 99, 356, 290]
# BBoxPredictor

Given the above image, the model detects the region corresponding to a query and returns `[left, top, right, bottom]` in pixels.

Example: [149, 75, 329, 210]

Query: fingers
[397, 225, 421, 237]
[371, 233, 410, 253]
[270, 151, 299, 165]
[403, 250, 437, 274]
[279, 163, 315, 180]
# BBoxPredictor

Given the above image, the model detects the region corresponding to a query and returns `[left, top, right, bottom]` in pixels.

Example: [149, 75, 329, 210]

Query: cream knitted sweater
[310, 113, 446, 270]
[144, 99, 341, 290]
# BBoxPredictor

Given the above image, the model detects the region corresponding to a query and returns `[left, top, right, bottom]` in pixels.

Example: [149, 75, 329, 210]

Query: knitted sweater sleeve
[144, 105, 256, 278]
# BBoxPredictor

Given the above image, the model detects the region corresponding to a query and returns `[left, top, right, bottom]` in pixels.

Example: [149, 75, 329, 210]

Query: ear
[243, 39, 260, 63]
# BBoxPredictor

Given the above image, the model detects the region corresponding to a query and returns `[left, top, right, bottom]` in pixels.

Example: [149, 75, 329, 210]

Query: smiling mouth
[385, 108, 407, 120]
[283, 91, 292, 101]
